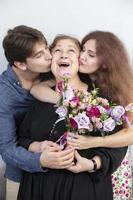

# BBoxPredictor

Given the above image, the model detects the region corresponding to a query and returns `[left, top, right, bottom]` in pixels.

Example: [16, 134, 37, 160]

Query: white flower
[63, 87, 75, 101]
[103, 117, 116, 132]
[55, 106, 68, 118]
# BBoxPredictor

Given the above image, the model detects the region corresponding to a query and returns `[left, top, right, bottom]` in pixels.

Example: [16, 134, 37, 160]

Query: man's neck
[12, 66, 40, 90]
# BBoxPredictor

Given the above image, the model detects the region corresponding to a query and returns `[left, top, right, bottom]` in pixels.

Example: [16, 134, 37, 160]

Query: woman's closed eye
[68, 48, 76, 53]
[88, 54, 95, 58]
[54, 48, 61, 53]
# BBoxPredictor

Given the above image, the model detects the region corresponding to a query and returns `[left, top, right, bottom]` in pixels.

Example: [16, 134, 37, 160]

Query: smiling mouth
[58, 62, 70, 68]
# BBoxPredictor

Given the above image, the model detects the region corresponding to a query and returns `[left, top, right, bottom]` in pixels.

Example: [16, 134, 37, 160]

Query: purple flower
[72, 112, 91, 130]
[123, 115, 131, 128]
[111, 106, 125, 119]
[103, 117, 116, 132]
[69, 118, 78, 129]
[56, 132, 67, 149]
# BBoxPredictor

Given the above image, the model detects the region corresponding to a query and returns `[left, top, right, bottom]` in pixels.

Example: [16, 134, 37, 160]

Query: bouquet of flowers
[55, 77, 133, 147]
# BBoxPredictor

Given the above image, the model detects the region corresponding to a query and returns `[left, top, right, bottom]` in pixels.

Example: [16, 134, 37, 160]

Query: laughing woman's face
[51, 39, 80, 81]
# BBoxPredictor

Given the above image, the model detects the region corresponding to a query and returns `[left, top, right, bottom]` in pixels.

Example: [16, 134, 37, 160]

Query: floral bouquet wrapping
[55, 77, 133, 147]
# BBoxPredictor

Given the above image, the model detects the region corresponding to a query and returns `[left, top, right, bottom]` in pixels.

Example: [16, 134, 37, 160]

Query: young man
[0, 25, 74, 199]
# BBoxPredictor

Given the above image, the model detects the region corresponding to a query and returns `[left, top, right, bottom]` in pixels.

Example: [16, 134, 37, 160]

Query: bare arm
[30, 80, 60, 104]
[92, 113, 133, 148]
[67, 125, 133, 149]
[95, 126, 133, 148]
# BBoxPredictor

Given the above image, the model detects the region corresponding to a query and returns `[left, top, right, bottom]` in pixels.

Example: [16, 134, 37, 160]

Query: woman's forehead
[55, 39, 77, 46]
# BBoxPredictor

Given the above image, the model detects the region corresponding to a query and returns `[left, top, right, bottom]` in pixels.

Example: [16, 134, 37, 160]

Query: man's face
[25, 42, 52, 73]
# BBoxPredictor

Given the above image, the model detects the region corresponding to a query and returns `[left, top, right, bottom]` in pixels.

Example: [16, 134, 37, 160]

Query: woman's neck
[59, 75, 88, 91]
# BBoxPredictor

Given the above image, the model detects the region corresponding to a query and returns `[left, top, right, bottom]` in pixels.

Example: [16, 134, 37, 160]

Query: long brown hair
[81, 31, 133, 106]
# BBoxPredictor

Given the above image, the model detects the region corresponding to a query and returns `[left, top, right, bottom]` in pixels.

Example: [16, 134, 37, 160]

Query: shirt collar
[6, 64, 20, 85]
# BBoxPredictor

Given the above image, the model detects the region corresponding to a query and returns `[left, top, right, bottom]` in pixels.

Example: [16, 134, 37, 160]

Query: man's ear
[14, 61, 27, 71]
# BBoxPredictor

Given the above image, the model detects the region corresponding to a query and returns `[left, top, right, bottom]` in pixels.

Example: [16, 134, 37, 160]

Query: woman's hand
[67, 150, 94, 173]
[67, 132, 96, 149]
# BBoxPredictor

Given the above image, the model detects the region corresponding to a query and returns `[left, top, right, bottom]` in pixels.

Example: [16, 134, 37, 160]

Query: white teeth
[59, 63, 70, 67]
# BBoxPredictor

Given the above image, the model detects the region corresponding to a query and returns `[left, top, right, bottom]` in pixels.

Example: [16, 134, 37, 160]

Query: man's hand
[29, 140, 60, 153]
[40, 140, 60, 151]
[40, 147, 74, 169]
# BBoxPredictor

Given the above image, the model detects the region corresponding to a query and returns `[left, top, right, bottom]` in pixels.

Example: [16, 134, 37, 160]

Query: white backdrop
[0, 0, 133, 199]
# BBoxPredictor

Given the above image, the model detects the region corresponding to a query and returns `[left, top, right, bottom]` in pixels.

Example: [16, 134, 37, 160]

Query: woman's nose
[60, 52, 68, 59]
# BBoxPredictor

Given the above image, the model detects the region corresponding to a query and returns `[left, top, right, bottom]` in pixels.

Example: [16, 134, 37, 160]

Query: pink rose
[69, 96, 80, 108]
[87, 106, 101, 118]
[56, 81, 65, 93]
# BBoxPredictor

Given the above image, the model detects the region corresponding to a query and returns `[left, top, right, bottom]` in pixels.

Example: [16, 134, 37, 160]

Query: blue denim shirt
[0, 65, 43, 182]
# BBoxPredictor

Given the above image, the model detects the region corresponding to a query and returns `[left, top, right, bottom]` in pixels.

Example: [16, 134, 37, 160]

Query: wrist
[40, 152, 45, 167]
[88, 155, 101, 172]
[88, 159, 97, 172]
[40, 154, 48, 172]
[28, 141, 41, 152]
[93, 136, 104, 148]
[100, 136, 108, 147]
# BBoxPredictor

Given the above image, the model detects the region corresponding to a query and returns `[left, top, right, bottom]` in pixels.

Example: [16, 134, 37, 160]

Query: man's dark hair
[3, 25, 47, 66]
